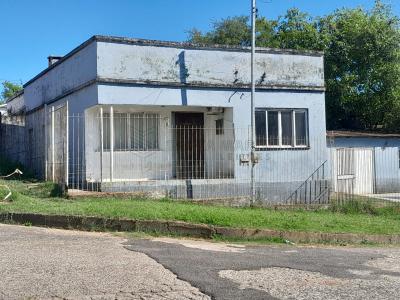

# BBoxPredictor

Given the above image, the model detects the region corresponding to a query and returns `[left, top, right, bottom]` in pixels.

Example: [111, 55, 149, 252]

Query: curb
[0, 212, 213, 238]
[0, 212, 399, 244]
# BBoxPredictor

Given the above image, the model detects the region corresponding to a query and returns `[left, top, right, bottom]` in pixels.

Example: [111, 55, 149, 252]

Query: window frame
[101, 112, 160, 152]
[215, 118, 224, 135]
[255, 108, 309, 149]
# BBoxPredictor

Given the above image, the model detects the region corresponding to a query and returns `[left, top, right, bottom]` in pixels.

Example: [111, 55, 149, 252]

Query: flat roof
[24, 35, 324, 88]
[327, 130, 400, 138]
[94, 35, 324, 56]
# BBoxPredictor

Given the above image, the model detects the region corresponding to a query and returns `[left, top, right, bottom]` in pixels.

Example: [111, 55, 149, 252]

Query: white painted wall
[15, 37, 327, 188]
[96, 85, 327, 183]
[23, 42, 97, 111]
[84, 105, 235, 182]
[97, 42, 324, 88]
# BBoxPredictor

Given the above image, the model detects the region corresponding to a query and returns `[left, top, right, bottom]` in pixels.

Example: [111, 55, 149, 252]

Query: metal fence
[2, 109, 400, 207]
[65, 112, 330, 205]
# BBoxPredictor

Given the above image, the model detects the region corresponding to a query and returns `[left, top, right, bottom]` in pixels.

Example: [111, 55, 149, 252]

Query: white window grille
[255, 108, 309, 148]
[102, 112, 159, 151]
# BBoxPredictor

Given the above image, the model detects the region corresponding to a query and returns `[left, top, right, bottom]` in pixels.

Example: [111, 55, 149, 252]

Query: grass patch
[0, 179, 399, 235]
[330, 197, 400, 216]
[0, 180, 64, 200]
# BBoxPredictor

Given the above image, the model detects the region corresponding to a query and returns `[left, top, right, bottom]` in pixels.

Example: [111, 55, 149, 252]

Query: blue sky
[1, 0, 399, 94]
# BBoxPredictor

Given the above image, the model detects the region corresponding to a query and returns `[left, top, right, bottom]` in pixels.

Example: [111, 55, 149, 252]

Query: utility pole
[250, 0, 257, 205]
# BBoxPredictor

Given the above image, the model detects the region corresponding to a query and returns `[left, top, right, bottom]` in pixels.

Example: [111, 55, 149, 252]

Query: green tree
[187, 10, 324, 50]
[270, 8, 325, 51]
[187, 1, 400, 131]
[188, 16, 251, 46]
[321, 2, 400, 130]
[0, 81, 23, 103]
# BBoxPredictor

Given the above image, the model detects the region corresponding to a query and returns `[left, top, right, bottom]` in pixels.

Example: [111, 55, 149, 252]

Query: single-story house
[327, 130, 400, 195]
[2, 35, 328, 203]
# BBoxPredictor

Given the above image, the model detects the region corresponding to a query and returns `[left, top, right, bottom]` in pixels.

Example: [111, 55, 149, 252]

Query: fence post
[110, 106, 114, 183]
[65, 101, 69, 187]
[51, 105, 55, 182]
[99, 106, 103, 184]
[44, 104, 48, 181]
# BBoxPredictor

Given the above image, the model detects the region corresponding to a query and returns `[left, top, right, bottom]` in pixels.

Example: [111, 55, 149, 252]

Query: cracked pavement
[2, 224, 400, 300]
[125, 238, 400, 300]
[0, 224, 209, 300]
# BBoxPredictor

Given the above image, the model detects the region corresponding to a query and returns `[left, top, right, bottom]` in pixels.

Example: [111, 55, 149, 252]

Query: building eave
[327, 130, 400, 139]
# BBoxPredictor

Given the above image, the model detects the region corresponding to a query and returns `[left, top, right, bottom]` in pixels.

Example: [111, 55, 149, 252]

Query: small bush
[0, 180, 66, 199]
[329, 198, 400, 216]
[22, 182, 66, 198]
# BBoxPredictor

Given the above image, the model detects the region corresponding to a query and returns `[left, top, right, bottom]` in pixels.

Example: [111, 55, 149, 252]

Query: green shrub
[329, 198, 400, 216]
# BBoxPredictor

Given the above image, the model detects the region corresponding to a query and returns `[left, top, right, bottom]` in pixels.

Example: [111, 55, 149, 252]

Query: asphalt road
[125, 237, 400, 300]
[1, 224, 400, 300]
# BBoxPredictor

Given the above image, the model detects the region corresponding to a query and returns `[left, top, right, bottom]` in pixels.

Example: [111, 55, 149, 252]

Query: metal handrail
[285, 160, 328, 204]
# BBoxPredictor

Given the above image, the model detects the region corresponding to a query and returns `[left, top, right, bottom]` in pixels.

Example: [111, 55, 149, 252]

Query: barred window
[255, 109, 308, 148]
[102, 113, 159, 151]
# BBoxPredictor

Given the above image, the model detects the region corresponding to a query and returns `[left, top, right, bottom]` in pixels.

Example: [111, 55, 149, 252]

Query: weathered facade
[3, 35, 328, 203]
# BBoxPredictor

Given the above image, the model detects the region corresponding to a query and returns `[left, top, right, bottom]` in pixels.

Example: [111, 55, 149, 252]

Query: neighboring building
[0, 91, 25, 165]
[0, 90, 25, 117]
[5, 90, 25, 115]
[327, 130, 400, 195]
[0, 103, 7, 118]
[3, 35, 328, 203]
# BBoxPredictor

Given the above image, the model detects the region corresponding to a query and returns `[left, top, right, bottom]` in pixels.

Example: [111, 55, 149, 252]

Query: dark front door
[174, 113, 204, 179]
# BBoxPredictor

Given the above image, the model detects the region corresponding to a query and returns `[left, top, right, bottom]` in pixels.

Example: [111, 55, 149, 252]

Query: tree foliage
[189, 16, 251, 46]
[0, 81, 23, 103]
[187, 1, 400, 131]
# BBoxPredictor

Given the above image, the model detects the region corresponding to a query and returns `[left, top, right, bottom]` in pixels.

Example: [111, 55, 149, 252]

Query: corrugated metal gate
[332, 148, 374, 195]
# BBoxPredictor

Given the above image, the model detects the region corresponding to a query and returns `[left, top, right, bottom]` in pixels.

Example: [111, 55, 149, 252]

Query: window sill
[255, 146, 310, 151]
[96, 149, 161, 153]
